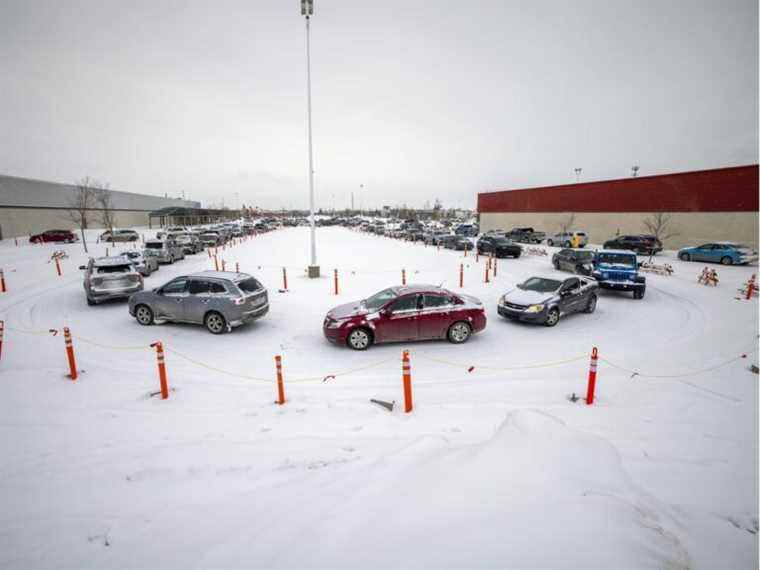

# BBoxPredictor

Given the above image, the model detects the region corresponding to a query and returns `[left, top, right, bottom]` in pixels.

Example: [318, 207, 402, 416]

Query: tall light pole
[302, 0, 319, 277]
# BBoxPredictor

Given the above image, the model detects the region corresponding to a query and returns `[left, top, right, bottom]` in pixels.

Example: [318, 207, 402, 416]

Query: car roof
[597, 249, 637, 255]
[392, 284, 445, 295]
[93, 256, 134, 266]
[190, 270, 250, 281]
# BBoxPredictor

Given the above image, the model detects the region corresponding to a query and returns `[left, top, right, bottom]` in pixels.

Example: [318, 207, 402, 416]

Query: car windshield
[519, 277, 562, 292]
[96, 264, 131, 274]
[145, 242, 164, 249]
[597, 253, 636, 267]
[237, 277, 263, 292]
[363, 287, 398, 311]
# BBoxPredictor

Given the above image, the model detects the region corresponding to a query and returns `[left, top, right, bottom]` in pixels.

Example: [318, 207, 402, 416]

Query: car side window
[423, 294, 449, 309]
[162, 278, 188, 295]
[389, 295, 419, 313]
[187, 280, 210, 296]
[209, 281, 227, 294]
[563, 278, 581, 292]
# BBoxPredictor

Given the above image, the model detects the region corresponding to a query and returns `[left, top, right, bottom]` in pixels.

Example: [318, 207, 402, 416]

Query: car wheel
[546, 239, 554, 246]
[633, 288, 645, 300]
[720, 256, 733, 265]
[584, 295, 597, 313]
[679, 252, 690, 261]
[553, 259, 561, 270]
[204, 311, 227, 334]
[135, 304, 154, 325]
[544, 308, 560, 327]
[347, 327, 373, 350]
[447, 321, 472, 344]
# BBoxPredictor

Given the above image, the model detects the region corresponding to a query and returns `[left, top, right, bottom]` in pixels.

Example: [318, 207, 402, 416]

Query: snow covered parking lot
[0, 226, 757, 569]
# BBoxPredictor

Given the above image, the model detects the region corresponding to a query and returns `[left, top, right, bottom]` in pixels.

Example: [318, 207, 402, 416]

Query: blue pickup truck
[591, 249, 646, 299]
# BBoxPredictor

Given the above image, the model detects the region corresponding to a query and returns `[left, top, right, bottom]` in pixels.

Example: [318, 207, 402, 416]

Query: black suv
[476, 236, 522, 258]
[603, 235, 662, 255]
[552, 248, 596, 275]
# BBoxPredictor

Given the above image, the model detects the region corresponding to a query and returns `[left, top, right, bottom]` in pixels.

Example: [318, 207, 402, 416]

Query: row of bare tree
[64, 178, 115, 253]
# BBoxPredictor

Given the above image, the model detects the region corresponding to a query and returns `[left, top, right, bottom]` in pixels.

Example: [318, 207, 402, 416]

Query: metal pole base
[308, 265, 321, 278]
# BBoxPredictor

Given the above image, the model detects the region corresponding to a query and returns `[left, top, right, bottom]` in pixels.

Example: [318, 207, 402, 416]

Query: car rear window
[145, 242, 163, 249]
[96, 264, 132, 274]
[237, 278, 263, 293]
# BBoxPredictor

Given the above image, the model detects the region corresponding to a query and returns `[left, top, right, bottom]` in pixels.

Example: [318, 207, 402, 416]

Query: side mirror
[78, 265, 86, 270]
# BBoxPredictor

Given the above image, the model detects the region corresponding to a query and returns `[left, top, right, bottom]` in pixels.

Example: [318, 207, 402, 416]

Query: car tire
[720, 256, 733, 265]
[204, 311, 228, 334]
[447, 321, 472, 344]
[135, 304, 154, 325]
[544, 308, 560, 327]
[584, 295, 597, 313]
[86, 296, 96, 306]
[546, 239, 554, 246]
[633, 288, 645, 300]
[679, 252, 690, 261]
[346, 327, 373, 350]
[554, 259, 561, 270]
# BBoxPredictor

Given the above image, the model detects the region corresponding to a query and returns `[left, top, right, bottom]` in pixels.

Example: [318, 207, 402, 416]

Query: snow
[0, 227, 757, 569]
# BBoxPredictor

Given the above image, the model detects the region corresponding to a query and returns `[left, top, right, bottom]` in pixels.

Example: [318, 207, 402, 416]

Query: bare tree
[642, 212, 678, 243]
[559, 212, 576, 234]
[95, 186, 115, 238]
[64, 177, 100, 253]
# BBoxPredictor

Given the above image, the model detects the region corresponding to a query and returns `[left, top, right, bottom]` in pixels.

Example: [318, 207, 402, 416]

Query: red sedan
[29, 229, 78, 244]
[323, 285, 487, 350]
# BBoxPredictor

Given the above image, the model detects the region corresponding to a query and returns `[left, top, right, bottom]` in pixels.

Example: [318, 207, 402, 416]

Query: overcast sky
[1, 0, 757, 210]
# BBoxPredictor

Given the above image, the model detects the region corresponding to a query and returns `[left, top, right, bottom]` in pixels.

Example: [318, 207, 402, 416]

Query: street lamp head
[301, 0, 313, 16]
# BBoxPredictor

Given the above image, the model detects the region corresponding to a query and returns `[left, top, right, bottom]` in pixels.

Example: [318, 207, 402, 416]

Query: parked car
[546, 231, 588, 248]
[323, 285, 486, 350]
[476, 235, 522, 258]
[199, 231, 222, 247]
[552, 248, 596, 275]
[80, 256, 144, 306]
[129, 271, 269, 334]
[100, 229, 139, 243]
[677, 242, 758, 265]
[498, 275, 598, 326]
[174, 233, 203, 254]
[439, 234, 459, 249]
[144, 238, 185, 264]
[29, 229, 77, 244]
[454, 223, 479, 237]
[405, 229, 425, 241]
[591, 250, 646, 299]
[424, 231, 448, 246]
[508, 227, 546, 244]
[450, 236, 474, 250]
[603, 234, 662, 255]
[120, 250, 158, 276]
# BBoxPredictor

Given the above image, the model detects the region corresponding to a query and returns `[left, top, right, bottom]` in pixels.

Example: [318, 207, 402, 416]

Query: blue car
[677, 242, 758, 265]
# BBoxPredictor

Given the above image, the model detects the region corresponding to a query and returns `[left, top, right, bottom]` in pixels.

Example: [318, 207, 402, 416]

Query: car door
[707, 244, 726, 263]
[691, 244, 713, 262]
[558, 278, 583, 313]
[154, 277, 189, 320]
[185, 279, 212, 323]
[559, 250, 575, 271]
[418, 293, 453, 339]
[376, 294, 421, 342]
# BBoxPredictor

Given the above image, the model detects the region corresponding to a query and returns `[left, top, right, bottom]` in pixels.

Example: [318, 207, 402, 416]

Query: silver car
[81, 256, 144, 306]
[144, 238, 185, 264]
[120, 250, 159, 276]
[128, 271, 269, 334]
[546, 231, 589, 248]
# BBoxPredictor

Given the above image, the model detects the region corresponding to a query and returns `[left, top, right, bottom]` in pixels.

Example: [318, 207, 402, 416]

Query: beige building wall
[0, 208, 151, 240]
[479, 211, 759, 249]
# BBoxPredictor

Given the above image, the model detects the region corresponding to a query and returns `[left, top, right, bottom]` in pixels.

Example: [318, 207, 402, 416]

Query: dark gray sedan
[497, 275, 598, 326]
[128, 271, 269, 334]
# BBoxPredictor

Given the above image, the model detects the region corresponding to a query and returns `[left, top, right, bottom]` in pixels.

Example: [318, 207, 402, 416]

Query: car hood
[327, 301, 367, 319]
[503, 287, 553, 305]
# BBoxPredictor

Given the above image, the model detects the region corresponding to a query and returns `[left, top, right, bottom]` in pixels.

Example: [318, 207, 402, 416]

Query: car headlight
[525, 304, 544, 313]
[498, 295, 506, 306]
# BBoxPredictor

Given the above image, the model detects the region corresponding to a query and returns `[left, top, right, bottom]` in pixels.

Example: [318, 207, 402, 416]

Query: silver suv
[128, 271, 269, 334]
[144, 238, 185, 264]
[81, 256, 144, 306]
[120, 250, 159, 276]
[546, 231, 588, 248]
